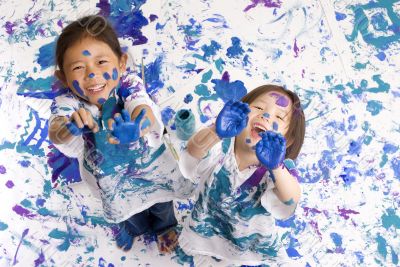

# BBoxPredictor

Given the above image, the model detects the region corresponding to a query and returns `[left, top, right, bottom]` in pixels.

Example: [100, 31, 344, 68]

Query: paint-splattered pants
[119, 201, 177, 237]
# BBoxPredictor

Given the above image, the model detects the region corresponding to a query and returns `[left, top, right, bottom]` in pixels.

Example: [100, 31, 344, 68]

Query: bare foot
[116, 223, 134, 251]
[156, 228, 179, 254]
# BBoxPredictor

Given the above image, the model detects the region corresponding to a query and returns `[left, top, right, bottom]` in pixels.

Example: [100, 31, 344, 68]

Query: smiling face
[238, 90, 293, 147]
[56, 37, 127, 107]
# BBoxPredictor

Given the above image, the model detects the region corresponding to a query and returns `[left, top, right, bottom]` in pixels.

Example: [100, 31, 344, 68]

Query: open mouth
[86, 83, 106, 94]
[250, 122, 267, 140]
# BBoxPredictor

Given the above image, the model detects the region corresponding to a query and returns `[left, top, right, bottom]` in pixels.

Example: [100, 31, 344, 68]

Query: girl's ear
[54, 70, 67, 86]
[119, 53, 128, 73]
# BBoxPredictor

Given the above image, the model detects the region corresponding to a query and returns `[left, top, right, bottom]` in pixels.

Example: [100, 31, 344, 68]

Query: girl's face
[58, 37, 127, 107]
[238, 90, 293, 146]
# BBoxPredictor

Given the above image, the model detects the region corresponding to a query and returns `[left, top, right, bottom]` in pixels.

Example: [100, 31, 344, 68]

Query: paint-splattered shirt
[179, 138, 299, 266]
[49, 74, 193, 223]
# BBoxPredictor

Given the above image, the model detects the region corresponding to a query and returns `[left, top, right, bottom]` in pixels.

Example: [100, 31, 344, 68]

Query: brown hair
[241, 84, 305, 159]
[55, 15, 122, 73]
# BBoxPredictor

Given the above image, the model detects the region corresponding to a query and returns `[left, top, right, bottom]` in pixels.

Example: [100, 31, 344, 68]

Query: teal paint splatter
[0, 221, 8, 230]
[201, 69, 213, 83]
[366, 100, 383, 116]
[381, 208, 400, 230]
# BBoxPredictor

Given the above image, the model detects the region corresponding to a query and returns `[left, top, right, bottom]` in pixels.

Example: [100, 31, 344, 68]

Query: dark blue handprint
[215, 100, 250, 138]
[110, 109, 146, 144]
[255, 131, 286, 170]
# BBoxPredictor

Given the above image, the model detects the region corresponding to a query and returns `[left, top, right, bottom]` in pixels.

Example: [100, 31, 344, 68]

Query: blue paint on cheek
[141, 118, 151, 130]
[103, 72, 111, 80]
[97, 98, 106, 105]
[72, 80, 85, 97]
[273, 122, 278, 131]
[246, 138, 251, 143]
[82, 50, 91, 56]
[88, 73, 95, 78]
[112, 68, 118, 80]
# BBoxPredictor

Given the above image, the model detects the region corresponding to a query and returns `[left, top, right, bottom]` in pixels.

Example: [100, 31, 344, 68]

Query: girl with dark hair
[178, 85, 305, 266]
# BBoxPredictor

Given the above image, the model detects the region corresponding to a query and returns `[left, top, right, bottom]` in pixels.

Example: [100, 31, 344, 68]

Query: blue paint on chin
[82, 50, 91, 56]
[103, 72, 111, 80]
[98, 98, 107, 105]
[88, 73, 95, 78]
[112, 68, 118, 80]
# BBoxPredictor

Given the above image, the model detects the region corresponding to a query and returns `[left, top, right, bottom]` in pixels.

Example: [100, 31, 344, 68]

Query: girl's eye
[99, 60, 108, 64]
[253, 106, 263, 110]
[73, 66, 83, 71]
[277, 116, 283, 120]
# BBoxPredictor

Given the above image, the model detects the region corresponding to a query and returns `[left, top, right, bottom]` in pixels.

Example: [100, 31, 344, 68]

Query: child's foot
[116, 224, 134, 251]
[156, 227, 179, 254]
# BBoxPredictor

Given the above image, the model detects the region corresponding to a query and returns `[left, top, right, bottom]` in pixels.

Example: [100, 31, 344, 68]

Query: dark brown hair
[241, 84, 305, 159]
[55, 15, 122, 73]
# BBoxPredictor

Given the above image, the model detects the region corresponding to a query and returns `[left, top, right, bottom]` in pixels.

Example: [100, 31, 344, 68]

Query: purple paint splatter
[6, 180, 14, 188]
[0, 165, 6, 174]
[270, 92, 289, 107]
[244, 0, 282, 12]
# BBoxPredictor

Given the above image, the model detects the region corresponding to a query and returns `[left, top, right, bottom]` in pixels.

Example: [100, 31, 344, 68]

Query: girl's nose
[261, 112, 270, 120]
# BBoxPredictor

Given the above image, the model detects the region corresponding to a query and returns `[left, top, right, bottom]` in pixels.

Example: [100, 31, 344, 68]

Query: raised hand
[215, 100, 250, 138]
[66, 107, 99, 135]
[108, 109, 146, 144]
[255, 131, 286, 169]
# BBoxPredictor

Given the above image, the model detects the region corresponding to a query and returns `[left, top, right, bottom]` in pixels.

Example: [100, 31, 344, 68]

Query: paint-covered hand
[66, 108, 99, 135]
[108, 109, 146, 144]
[256, 131, 286, 170]
[215, 100, 250, 138]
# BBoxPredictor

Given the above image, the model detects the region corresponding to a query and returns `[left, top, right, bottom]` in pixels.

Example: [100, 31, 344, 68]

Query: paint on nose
[88, 73, 95, 78]
[263, 112, 270, 118]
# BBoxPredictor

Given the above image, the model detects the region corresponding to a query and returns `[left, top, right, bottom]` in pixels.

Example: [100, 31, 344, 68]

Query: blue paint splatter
[184, 94, 193, 104]
[139, 56, 164, 95]
[211, 71, 247, 102]
[98, 98, 107, 105]
[72, 80, 85, 98]
[88, 73, 95, 78]
[226, 37, 244, 58]
[161, 107, 176, 126]
[82, 50, 91, 56]
[273, 122, 278, 131]
[141, 118, 151, 130]
[376, 52, 386, 61]
[366, 100, 383, 116]
[36, 40, 56, 70]
[103, 72, 111, 80]
[335, 12, 347, 21]
[112, 68, 118, 80]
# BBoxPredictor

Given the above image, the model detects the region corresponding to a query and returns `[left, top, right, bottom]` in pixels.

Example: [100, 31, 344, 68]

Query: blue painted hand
[66, 108, 99, 136]
[255, 131, 286, 170]
[215, 100, 250, 138]
[108, 109, 146, 144]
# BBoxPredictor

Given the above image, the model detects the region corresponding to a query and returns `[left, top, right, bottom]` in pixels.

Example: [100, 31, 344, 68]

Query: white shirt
[178, 137, 299, 266]
[49, 73, 193, 223]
